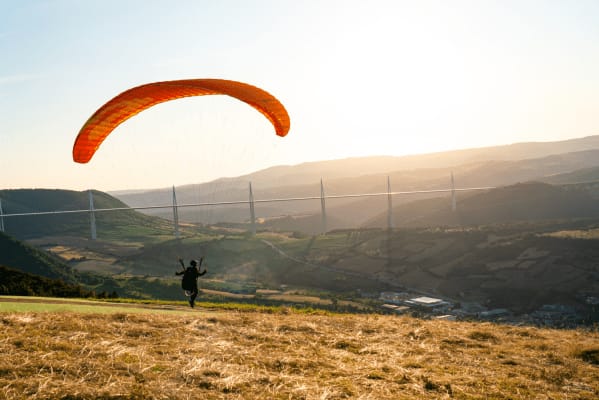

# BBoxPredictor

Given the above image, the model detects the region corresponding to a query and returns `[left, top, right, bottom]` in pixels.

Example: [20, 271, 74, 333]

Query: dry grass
[1, 310, 598, 399]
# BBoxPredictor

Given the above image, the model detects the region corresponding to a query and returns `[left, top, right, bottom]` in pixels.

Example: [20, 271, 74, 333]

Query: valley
[3, 136, 599, 327]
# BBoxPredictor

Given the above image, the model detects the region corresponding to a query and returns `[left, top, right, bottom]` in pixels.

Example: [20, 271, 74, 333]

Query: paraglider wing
[72, 79, 290, 163]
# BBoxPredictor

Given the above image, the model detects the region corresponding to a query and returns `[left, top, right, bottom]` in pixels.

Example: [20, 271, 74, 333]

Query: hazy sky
[2, 0, 599, 191]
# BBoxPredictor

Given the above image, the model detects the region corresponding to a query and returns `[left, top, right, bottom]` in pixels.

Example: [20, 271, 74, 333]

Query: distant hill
[0, 189, 174, 240]
[0, 231, 77, 282]
[112, 134, 599, 196]
[111, 136, 599, 233]
[364, 182, 599, 228]
[540, 166, 599, 185]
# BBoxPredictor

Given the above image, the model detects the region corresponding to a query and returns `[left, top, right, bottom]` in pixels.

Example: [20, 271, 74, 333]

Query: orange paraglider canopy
[72, 79, 290, 163]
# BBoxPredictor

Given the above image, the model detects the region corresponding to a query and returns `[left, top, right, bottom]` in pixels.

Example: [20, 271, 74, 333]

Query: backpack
[181, 267, 196, 291]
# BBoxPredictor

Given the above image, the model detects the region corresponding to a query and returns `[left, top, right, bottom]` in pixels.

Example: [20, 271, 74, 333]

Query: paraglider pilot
[176, 258, 207, 308]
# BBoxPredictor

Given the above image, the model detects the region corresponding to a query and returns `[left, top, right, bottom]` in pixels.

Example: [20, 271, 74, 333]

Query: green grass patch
[0, 301, 172, 314]
[0, 296, 335, 316]
[0, 296, 194, 314]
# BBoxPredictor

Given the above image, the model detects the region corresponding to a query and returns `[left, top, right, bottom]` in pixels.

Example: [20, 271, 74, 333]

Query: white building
[405, 296, 452, 312]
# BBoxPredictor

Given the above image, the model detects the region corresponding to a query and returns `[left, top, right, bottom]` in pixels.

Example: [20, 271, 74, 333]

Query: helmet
[190, 259, 198, 267]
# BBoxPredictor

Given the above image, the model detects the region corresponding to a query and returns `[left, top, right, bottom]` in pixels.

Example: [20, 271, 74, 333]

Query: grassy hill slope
[0, 231, 78, 282]
[1, 306, 598, 399]
[275, 223, 599, 314]
[364, 182, 599, 228]
[0, 265, 94, 297]
[0, 189, 174, 241]
[541, 166, 599, 188]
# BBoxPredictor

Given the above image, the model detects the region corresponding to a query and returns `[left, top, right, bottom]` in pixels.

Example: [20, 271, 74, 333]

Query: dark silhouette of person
[176, 258, 207, 308]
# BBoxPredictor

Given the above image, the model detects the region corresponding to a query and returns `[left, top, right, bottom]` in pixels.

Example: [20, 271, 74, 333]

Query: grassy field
[1, 297, 599, 399]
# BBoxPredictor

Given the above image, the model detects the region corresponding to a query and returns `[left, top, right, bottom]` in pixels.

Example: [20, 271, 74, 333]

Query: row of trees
[0, 265, 117, 298]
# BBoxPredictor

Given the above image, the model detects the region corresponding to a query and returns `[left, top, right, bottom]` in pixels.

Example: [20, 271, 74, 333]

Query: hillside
[0, 231, 78, 282]
[0, 230, 180, 301]
[161, 179, 599, 233]
[110, 138, 599, 232]
[288, 224, 599, 314]
[364, 182, 599, 228]
[0, 265, 94, 297]
[0, 189, 175, 241]
[541, 166, 599, 185]
[1, 306, 598, 399]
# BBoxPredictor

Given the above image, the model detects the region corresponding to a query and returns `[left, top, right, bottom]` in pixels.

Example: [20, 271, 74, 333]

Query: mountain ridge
[110, 134, 599, 194]
[109, 134, 599, 231]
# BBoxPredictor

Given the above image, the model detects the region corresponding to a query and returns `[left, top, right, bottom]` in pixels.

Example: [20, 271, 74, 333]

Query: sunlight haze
[2, 0, 599, 191]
